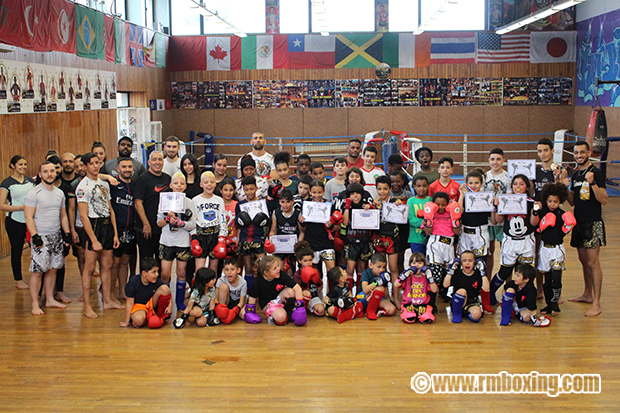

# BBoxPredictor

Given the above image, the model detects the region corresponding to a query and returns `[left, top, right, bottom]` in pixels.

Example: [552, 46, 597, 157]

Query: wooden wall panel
[258, 109, 304, 139]
[303, 108, 348, 138]
[347, 107, 393, 136]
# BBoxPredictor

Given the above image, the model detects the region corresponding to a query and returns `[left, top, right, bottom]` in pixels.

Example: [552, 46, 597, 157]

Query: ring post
[463, 134, 468, 177]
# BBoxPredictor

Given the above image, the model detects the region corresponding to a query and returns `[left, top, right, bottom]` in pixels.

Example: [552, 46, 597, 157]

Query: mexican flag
[241, 35, 289, 70]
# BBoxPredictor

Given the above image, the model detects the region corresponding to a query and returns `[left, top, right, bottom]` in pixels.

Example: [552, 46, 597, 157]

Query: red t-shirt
[333, 157, 365, 176]
[428, 179, 460, 202]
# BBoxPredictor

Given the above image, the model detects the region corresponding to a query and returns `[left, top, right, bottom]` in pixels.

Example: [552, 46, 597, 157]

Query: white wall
[577, 0, 620, 22]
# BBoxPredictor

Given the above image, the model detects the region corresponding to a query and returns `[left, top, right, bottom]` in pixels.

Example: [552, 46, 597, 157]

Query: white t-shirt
[76, 176, 111, 218]
[361, 166, 385, 200]
[235, 176, 268, 201]
[162, 157, 181, 177]
[237, 152, 275, 178]
[24, 184, 66, 235]
[192, 194, 228, 236]
[484, 170, 511, 196]
[157, 197, 196, 247]
[216, 275, 247, 302]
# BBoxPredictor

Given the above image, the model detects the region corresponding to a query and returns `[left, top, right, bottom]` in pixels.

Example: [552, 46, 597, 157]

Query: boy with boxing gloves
[325, 266, 364, 323]
[358, 253, 397, 320]
[268, 189, 305, 275]
[443, 251, 490, 323]
[191, 171, 228, 273]
[500, 263, 551, 327]
[292, 241, 325, 316]
[214, 258, 247, 324]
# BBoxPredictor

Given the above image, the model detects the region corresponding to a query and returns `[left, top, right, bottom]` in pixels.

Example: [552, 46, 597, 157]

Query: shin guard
[451, 293, 465, 323]
[500, 291, 515, 326]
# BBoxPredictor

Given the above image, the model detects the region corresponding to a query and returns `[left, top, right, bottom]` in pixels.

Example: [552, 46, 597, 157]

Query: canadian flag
[207, 37, 241, 71]
[530, 31, 576, 63]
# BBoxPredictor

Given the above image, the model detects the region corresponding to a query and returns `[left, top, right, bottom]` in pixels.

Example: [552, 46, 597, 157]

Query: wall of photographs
[171, 77, 572, 109]
[0, 60, 117, 115]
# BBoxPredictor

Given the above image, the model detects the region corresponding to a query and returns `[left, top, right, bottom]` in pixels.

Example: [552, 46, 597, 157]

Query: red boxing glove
[423, 202, 438, 227]
[301, 266, 319, 285]
[267, 180, 283, 202]
[561, 211, 576, 234]
[330, 211, 344, 226]
[345, 198, 352, 210]
[537, 212, 557, 233]
[334, 236, 345, 252]
[214, 236, 227, 259]
[264, 238, 276, 254]
[446, 201, 461, 228]
[191, 234, 203, 257]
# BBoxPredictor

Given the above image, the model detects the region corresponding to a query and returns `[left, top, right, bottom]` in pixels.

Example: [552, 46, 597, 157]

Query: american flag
[476, 32, 530, 63]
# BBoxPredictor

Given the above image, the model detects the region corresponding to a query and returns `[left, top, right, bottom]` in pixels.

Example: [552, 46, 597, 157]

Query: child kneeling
[394, 253, 437, 324]
[443, 251, 489, 323]
[325, 267, 364, 323]
[214, 258, 248, 324]
[500, 264, 551, 327]
[174, 267, 218, 328]
[292, 241, 325, 316]
[119, 258, 172, 328]
[357, 253, 397, 320]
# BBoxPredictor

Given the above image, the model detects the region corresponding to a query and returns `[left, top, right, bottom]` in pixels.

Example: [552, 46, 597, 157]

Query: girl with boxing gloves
[325, 266, 364, 323]
[173, 267, 218, 328]
[244, 256, 307, 326]
[292, 241, 324, 316]
[394, 253, 437, 324]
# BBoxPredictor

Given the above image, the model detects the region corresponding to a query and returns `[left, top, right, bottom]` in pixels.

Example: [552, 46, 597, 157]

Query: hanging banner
[0, 59, 116, 114]
[265, 0, 280, 34]
[375, 0, 389, 33]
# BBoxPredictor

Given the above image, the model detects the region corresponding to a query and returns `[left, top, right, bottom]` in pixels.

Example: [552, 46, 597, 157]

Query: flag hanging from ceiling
[104, 14, 115, 62]
[167, 36, 206, 71]
[155, 32, 167, 68]
[0, 0, 51, 52]
[430, 32, 475, 64]
[127, 23, 144, 67]
[144, 28, 156, 67]
[50, 0, 76, 54]
[241, 35, 288, 70]
[76, 4, 104, 60]
[382, 32, 430, 68]
[114, 18, 128, 65]
[207, 36, 241, 71]
[530, 31, 576, 63]
[335, 33, 383, 68]
[476, 32, 530, 63]
[287, 34, 335, 69]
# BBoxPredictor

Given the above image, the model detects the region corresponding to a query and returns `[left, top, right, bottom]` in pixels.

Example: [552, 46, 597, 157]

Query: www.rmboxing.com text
[411, 371, 601, 397]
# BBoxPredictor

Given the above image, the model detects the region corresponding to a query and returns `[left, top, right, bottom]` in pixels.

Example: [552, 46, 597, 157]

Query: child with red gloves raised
[357, 253, 397, 320]
[536, 182, 575, 315]
[214, 258, 247, 324]
[394, 252, 437, 324]
[244, 256, 307, 326]
[292, 241, 325, 316]
[325, 266, 364, 323]
[268, 189, 305, 275]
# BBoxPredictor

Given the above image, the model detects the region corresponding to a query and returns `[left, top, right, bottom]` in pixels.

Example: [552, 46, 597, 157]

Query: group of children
[125, 139, 573, 329]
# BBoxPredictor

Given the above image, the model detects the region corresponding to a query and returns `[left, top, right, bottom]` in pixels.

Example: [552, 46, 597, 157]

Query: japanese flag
[530, 31, 576, 63]
[207, 37, 231, 71]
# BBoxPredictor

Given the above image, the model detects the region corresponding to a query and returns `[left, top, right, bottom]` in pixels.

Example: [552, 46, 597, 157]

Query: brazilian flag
[76, 5, 105, 60]
[335, 34, 383, 68]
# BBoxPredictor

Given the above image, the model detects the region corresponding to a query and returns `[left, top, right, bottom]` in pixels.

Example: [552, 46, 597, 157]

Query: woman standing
[213, 154, 229, 196]
[181, 153, 203, 199]
[0, 155, 35, 289]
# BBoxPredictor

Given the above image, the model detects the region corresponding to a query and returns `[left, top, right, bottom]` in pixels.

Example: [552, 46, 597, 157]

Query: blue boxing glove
[397, 266, 418, 284]
[447, 257, 461, 275]
[421, 265, 434, 283]
[474, 258, 487, 278]
[374, 271, 391, 287]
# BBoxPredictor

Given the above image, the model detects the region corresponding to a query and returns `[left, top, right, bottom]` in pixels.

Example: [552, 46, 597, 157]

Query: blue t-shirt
[110, 179, 136, 233]
[361, 268, 379, 285]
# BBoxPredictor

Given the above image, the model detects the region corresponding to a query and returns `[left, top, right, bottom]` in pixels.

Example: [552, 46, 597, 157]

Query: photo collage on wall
[0, 60, 116, 115]
[170, 77, 572, 109]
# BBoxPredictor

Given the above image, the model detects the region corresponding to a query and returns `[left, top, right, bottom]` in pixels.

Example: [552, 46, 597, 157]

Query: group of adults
[0, 130, 608, 318]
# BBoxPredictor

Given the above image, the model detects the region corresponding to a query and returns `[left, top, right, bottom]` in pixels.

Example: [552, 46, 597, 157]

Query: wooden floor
[2, 201, 619, 412]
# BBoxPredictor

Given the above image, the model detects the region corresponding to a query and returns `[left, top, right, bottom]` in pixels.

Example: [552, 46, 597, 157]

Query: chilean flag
[287, 35, 335, 69]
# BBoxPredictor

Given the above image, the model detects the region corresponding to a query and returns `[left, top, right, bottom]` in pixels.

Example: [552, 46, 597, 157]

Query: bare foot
[536, 293, 544, 300]
[118, 295, 127, 301]
[103, 301, 124, 310]
[78, 294, 84, 302]
[31, 306, 45, 316]
[584, 304, 601, 317]
[84, 307, 99, 319]
[45, 299, 67, 309]
[559, 298, 564, 305]
[15, 281, 29, 290]
[568, 295, 593, 303]
[54, 292, 72, 304]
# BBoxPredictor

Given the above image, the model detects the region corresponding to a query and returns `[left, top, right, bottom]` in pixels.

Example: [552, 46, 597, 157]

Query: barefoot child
[325, 266, 364, 323]
[173, 267, 218, 328]
[500, 264, 551, 327]
[394, 253, 437, 324]
[292, 241, 324, 316]
[443, 251, 490, 323]
[120, 257, 172, 328]
[214, 258, 247, 324]
[358, 253, 397, 320]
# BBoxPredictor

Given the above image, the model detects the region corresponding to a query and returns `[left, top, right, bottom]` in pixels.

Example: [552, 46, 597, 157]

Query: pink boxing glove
[446, 201, 461, 228]
[423, 202, 438, 227]
[561, 211, 576, 234]
[537, 212, 557, 233]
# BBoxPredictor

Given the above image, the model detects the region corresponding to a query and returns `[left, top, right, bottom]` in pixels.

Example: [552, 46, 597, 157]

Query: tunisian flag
[0, 0, 51, 52]
[50, 0, 76, 54]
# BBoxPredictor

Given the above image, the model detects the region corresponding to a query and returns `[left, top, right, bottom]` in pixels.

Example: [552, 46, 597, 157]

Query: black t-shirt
[301, 201, 335, 251]
[505, 280, 537, 311]
[134, 171, 171, 233]
[58, 181, 75, 211]
[61, 175, 76, 188]
[334, 189, 373, 212]
[451, 268, 483, 300]
[343, 201, 372, 244]
[462, 197, 491, 227]
[539, 206, 567, 246]
[274, 208, 301, 235]
[185, 180, 202, 200]
[503, 202, 535, 238]
[125, 274, 164, 305]
[327, 283, 350, 303]
[534, 166, 556, 201]
[571, 165, 605, 222]
[248, 271, 297, 309]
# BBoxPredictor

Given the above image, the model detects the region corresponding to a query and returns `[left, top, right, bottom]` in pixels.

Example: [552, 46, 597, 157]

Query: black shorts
[85, 218, 114, 251]
[113, 239, 137, 258]
[227, 298, 240, 309]
[570, 220, 606, 249]
[240, 241, 265, 256]
[344, 242, 373, 262]
[196, 226, 220, 259]
[159, 245, 192, 262]
[71, 227, 87, 256]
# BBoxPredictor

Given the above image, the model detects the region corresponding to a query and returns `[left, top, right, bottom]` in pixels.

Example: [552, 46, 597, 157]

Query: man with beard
[334, 138, 364, 177]
[236, 131, 275, 179]
[76, 153, 122, 319]
[162, 136, 182, 177]
[566, 141, 608, 317]
[109, 158, 136, 301]
[104, 136, 147, 180]
[61, 153, 76, 186]
[411, 147, 439, 185]
[24, 161, 71, 315]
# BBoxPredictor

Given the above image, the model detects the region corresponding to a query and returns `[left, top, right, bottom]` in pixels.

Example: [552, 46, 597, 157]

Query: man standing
[24, 161, 71, 315]
[567, 141, 608, 317]
[236, 131, 274, 178]
[61, 153, 76, 186]
[104, 136, 147, 179]
[162, 136, 182, 177]
[345, 138, 364, 171]
[76, 153, 122, 319]
[134, 151, 171, 261]
[110, 158, 136, 301]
